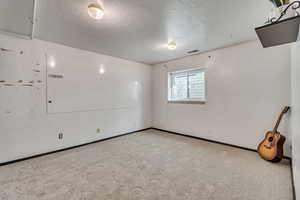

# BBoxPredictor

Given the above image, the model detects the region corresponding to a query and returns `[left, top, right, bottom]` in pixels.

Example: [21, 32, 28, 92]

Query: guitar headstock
[282, 106, 290, 114]
[272, 106, 290, 134]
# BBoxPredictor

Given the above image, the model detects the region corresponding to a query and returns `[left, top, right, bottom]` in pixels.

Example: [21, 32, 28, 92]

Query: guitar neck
[273, 114, 284, 133]
[273, 106, 290, 133]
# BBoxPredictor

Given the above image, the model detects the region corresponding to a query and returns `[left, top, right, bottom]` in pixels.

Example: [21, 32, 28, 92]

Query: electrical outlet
[96, 128, 101, 133]
[58, 133, 63, 140]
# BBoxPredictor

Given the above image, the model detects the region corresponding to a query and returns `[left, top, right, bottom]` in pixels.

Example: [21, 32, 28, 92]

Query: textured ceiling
[0, 0, 34, 37]
[1, 0, 273, 64]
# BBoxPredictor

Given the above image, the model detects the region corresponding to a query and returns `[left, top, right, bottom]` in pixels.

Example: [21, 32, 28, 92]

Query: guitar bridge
[264, 145, 272, 149]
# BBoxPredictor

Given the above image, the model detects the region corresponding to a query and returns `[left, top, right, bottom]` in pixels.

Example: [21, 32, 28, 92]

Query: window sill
[168, 100, 206, 105]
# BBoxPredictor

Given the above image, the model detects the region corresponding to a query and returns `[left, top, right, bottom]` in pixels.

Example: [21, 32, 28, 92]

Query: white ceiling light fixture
[88, 2, 105, 20]
[167, 40, 177, 50]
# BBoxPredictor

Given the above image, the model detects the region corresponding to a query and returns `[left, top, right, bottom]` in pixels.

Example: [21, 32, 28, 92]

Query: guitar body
[257, 106, 289, 163]
[257, 131, 286, 162]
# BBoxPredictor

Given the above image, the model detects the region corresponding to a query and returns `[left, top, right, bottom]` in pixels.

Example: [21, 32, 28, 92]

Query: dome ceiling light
[88, 2, 105, 20]
[167, 40, 177, 50]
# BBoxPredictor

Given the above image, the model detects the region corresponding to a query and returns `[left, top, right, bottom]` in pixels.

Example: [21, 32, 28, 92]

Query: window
[168, 68, 206, 103]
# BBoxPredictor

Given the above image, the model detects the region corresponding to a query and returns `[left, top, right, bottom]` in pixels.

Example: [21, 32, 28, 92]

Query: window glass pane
[172, 74, 188, 100]
[168, 69, 205, 102]
[189, 72, 205, 99]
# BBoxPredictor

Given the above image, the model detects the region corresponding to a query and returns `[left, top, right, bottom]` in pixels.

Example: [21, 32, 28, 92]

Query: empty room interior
[1, 0, 300, 199]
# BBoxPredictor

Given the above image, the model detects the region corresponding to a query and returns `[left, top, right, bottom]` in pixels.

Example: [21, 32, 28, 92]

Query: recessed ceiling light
[167, 40, 177, 50]
[88, 3, 105, 20]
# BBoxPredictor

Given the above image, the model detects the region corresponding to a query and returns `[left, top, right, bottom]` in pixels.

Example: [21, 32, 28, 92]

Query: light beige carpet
[0, 129, 293, 200]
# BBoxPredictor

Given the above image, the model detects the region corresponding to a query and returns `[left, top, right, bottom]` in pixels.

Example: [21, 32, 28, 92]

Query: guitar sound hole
[268, 137, 274, 142]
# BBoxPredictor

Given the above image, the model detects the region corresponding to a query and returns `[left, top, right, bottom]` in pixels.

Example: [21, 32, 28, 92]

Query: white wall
[0, 34, 152, 164]
[0, 34, 293, 165]
[291, 41, 300, 199]
[152, 40, 291, 156]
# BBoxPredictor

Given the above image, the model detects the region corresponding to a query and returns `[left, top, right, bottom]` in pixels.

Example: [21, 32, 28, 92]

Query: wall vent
[187, 50, 199, 54]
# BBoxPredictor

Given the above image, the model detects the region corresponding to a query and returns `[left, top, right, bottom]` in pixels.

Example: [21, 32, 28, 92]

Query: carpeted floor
[0, 129, 293, 200]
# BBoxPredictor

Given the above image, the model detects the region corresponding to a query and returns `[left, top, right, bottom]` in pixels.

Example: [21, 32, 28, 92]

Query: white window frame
[168, 67, 206, 104]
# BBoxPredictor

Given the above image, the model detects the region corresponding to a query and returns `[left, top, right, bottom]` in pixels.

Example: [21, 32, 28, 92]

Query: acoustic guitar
[257, 106, 290, 162]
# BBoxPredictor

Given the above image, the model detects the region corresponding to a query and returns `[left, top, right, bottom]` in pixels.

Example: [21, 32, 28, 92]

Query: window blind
[169, 69, 205, 102]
